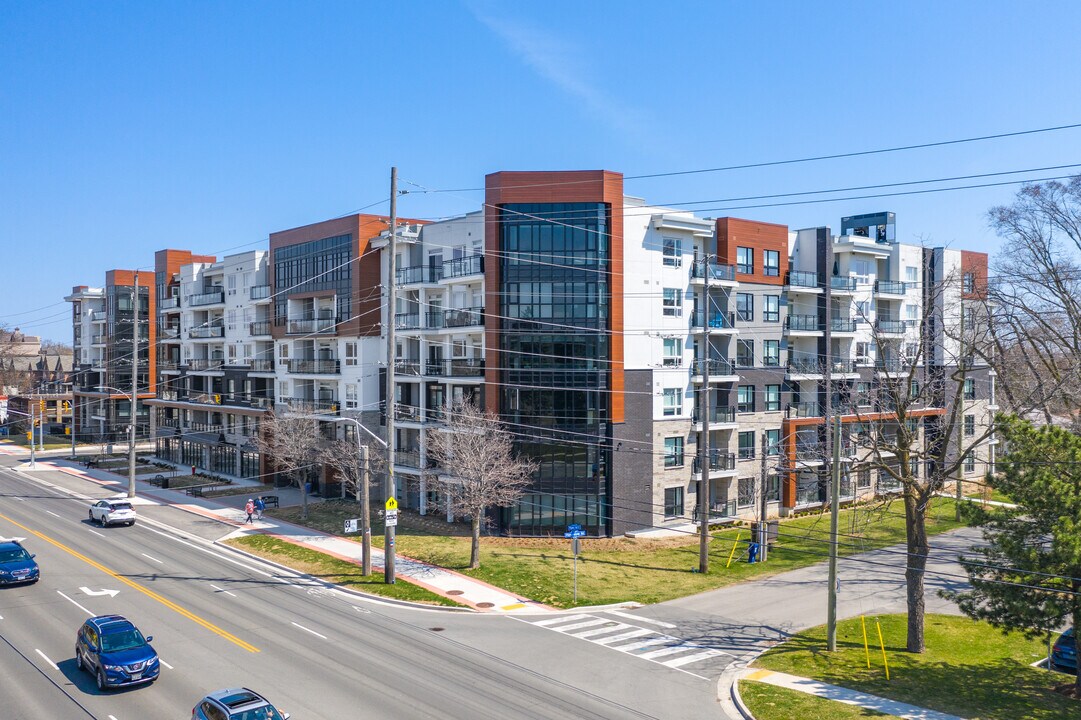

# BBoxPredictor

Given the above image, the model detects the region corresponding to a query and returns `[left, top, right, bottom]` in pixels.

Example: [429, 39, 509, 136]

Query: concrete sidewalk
[739, 668, 965, 720]
[28, 457, 553, 614]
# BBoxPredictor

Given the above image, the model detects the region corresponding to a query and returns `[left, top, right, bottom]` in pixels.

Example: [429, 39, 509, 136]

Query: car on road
[0, 539, 39, 585]
[1051, 627, 1077, 673]
[75, 614, 159, 690]
[88, 499, 137, 526]
[193, 688, 291, 720]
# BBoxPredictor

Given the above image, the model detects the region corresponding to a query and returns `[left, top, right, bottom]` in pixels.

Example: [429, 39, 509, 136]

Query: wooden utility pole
[954, 285, 966, 521]
[827, 416, 842, 651]
[384, 167, 398, 584]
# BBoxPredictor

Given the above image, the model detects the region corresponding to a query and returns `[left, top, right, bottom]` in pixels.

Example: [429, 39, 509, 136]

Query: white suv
[89, 500, 137, 527]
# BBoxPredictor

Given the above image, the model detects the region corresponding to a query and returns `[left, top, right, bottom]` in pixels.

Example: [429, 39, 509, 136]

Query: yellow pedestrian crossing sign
[385, 497, 398, 511]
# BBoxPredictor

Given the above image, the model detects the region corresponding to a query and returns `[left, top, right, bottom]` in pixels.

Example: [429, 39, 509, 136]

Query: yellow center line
[0, 512, 259, 653]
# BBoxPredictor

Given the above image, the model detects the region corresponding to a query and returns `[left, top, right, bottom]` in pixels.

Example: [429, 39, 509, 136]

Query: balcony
[91, 311, 107, 321]
[690, 259, 736, 283]
[830, 359, 859, 374]
[448, 359, 485, 377]
[188, 290, 225, 307]
[285, 359, 340, 375]
[189, 325, 224, 339]
[787, 358, 823, 376]
[396, 265, 443, 285]
[250, 285, 271, 301]
[785, 314, 822, 332]
[247, 359, 275, 372]
[158, 361, 180, 372]
[794, 442, 826, 461]
[394, 313, 421, 331]
[875, 319, 907, 335]
[692, 358, 737, 380]
[249, 321, 272, 336]
[189, 392, 223, 405]
[789, 402, 821, 418]
[394, 405, 422, 423]
[831, 317, 857, 333]
[186, 358, 224, 371]
[690, 311, 737, 331]
[91, 334, 105, 345]
[287, 317, 337, 335]
[445, 307, 484, 328]
[159, 327, 180, 340]
[442, 255, 484, 280]
[830, 276, 857, 293]
[395, 359, 422, 376]
[785, 270, 820, 289]
[875, 358, 908, 374]
[425, 312, 445, 329]
[692, 451, 737, 475]
[874, 280, 907, 296]
[281, 397, 339, 415]
[159, 297, 179, 310]
[692, 406, 737, 426]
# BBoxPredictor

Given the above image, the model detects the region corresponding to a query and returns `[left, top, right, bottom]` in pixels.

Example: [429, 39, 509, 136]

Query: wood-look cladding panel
[715, 217, 789, 286]
[960, 250, 989, 300]
[483, 171, 624, 423]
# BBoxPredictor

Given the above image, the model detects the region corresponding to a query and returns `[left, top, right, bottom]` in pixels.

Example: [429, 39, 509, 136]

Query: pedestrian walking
[244, 498, 255, 524]
[254, 496, 266, 521]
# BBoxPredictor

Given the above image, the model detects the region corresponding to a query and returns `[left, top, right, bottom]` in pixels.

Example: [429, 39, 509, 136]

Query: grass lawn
[204, 483, 276, 499]
[750, 613, 1078, 720]
[266, 497, 967, 608]
[224, 535, 462, 608]
[966, 489, 1013, 504]
[740, 681, 897, 719]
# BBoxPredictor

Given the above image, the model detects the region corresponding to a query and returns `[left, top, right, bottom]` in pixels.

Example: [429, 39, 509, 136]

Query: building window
[663, 388, 682, 416]
[963, 272, 975, 294]
[765, 429, 781, 456]
[964, 452, 976, 473]
[663, 237, 682, 267]
[964, 414, 975, 436]
[663, 288, 682, 317]
[905, 304, 919, 322]
[909, 458, 920, 478]
[905, 266, 919, 283]
[737, 385, 755, 413]
[737, 340, 754, 368]
[763, 340, 780, 367]
[738, 478, 756, 508]
[736, 293, 754, 322]
[738, 431, 756, 459]
[857, 468, 872, 489]
[964, 378, 976, 400]
[736, 247, 754, 274]
[345, 342, 358, 366]
[664, 486, 684, 518]
[765, 384, 781, 411]
[909, 380, 920, 399]
[345, 383, 358, 409]
[764, 295, 780, 322]
[662, 338, 682, 367]
[856, 382, 872, 407]
[664, 437, 684, 468]
[763, 250, 780, 277]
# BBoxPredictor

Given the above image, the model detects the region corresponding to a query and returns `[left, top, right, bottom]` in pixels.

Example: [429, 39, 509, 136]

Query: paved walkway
[740, 668, 965, 720]
[25, 456, 554, 614]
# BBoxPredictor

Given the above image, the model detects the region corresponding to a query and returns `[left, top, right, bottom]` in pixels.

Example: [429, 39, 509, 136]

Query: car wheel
[96, 668, 106, 691]
[128, 521, 135, 527]
[88, 511, 93, 522]
[75, 649, 83, 671]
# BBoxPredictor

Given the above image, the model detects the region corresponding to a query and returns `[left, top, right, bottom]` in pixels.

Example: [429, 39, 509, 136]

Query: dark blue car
[75, 615, 160, 690]
[1051, 627, 1077, 673]
[0, 540, 39, 585]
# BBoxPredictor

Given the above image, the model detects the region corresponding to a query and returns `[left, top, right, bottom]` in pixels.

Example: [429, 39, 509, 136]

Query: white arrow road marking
[141, 553, 163, 564]
[291, 622, 327, 640]
[210, 584, 237, 597]
[352, 605, 371, 614]
[57, 590, 94, 616]
[35, 649, 58, 670]
[79, 587, 119, 598]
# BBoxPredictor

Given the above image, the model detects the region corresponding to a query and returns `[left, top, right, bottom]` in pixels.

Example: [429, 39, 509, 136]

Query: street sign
[385, 497, 398, 511]
[563, 528, 586, 539]
[567, 523, 582, 532]
[344, 518, 359, 533]
[385, 509, 398, 527]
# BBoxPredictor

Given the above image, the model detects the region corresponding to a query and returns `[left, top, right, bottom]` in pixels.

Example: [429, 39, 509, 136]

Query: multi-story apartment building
[65, 271, 154, 445]
[146, 249, 270, 478]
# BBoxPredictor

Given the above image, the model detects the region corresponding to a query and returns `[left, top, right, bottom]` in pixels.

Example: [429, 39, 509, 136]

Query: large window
[662, 338, 682, 367]
[664, 437, 684, 468]
[763, 340, 780, 367]
[964, 452, 976, 473]
[662, 288, 682, 317]
[763, 250, 780, 277]
[736, 293, 754, 322]
[737, 385, 755, 413]
[738, 431, 756, 459]
[737, 340, 754, 368]
[963, 272, 975, 294]
[964, 414, 975, 436]
[964, 378, 976, 400]
[738, 478, 756, 508]
[763, 295, 780, 322]
[905, 266, 919, 283]
[664, 486, 684, 518]
[273, 234, 353, 325]
[663, 388, 682, 416]
[765, 384, 781, 411]
[662, 238, 682, 267]
[765, 429, 781, 456]
[736, 247, 754, 274]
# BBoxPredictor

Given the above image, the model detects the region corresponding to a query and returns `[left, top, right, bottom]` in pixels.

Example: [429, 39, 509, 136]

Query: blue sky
[3, 1, 1081, 340]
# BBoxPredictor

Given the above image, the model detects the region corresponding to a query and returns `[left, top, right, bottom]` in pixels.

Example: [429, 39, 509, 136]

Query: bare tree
[251, 412, 323, 520]
[323, 437, 384, 575]
[425, 400, 536, 569]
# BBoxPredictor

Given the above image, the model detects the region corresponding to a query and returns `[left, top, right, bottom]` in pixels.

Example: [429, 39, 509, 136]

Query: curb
[718, 647, 771, 720]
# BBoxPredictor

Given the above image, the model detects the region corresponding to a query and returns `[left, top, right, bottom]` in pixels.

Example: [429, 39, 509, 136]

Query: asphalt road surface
[0, 458, 721, 720]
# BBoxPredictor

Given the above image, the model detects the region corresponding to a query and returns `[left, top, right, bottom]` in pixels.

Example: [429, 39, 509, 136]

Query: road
[0, 457, 722, 720]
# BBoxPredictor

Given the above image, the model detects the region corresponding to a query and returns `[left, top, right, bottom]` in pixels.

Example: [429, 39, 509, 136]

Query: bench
[83, 459, 101, 469]
[261, 495, 279, 509]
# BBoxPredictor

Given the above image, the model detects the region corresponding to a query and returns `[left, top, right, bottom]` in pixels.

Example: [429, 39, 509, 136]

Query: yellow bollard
[875, 618, 890, 680]
[725, 532, 742, 569]
[860, 616, 871, 669]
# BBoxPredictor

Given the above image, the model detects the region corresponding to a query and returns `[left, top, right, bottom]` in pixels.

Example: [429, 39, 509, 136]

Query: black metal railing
[287, 317, 338, 334]
[395, 360, 422, 376]
[186, 358, 224, 371]
[248, 359, 274, 372]
[396, 265, 443, 285]
[281, 397, 339, 414]
[830, 276, 857, 292]
[442, 255, 484, 279]
[249, 321, 271, 336]
[394, 313, 421, 331]
[690, 311, 736, 330]
[285, 359, 340, 374]
[692, 451, 737, 474]
[786, 270, 819, 288]
[692, 406, 737, 424]
[875, 319, 907, 334]
[692, 358, 736, 377]
[787, 358, 822, 375]
[448, 359, 485, 377]
[785, 314, 822, 331]
[444, 307, 484, 328]
[875, 280, 907, 295]
[790, 402, 821, 418]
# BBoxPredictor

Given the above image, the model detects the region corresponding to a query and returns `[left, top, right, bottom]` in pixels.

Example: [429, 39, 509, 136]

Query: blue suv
[75, 615, 160, 690]
[1051, 627, 1077, 673]
[0, 539, 39, 585]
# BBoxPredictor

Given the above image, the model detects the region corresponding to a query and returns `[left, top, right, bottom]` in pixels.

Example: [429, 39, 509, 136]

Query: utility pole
[128, 270, 139, 498]
[38, 400, 45, 452]
[384, 167, 398, 584]
[954, 284, 966, 521]
[29, 403, 37, 470]
[360, 443, 371, 576]
[70, 399, 77, 459]
[759, 434, 770, 563]
[827, 416, 842, 652]
[697, 254, 711, 574]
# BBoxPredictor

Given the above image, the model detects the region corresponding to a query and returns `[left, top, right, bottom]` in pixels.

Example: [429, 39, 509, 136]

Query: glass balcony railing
[394, 313, 421, 331]
[185, 358, 224, 371]
[159, 297, 179, 310]
[690, 259, 736, 282]
[247, 359, 274, 372]
[395, 359, 422, 376]
[396, 265, 443, 285]
[831, 317, 857, 332]
[442, 255, 484, 279]
[790, 402, 821, 418]
[249, 285, 271, 300]
[188, 290, 225, 307]
[444, 307, 484, 328]
[690, 311, 736, 330]
[285, 359, 340, 375]
[287, 317, 338, 334]
[188, 325, 224, 339]
[875, 319, 907, 334]
[787, 358, 822, 374]
[692, 358, 736, 377]
[281, 397, 339, 415]
[249, 321, 271, 336]
[830, 276, 857, 292]
[875, 280, 907, 295]
[785, 270, 819, 288]
[692, 406, 737, 425]
[785, 314, 822, 332]
[692, 451, 736, 474]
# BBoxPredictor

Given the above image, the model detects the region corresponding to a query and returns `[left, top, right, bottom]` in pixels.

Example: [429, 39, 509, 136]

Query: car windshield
[109, 503, 133, 511]
[100, 628, 146, 652]
[0, 548, 31, 563]
[231, 707, 285, 720]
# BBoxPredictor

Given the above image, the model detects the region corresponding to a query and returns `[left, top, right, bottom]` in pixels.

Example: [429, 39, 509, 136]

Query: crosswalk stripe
[575, 623, 633, 639]
[610, 636, 675, 653]
[664, 649, 729, 668]
[592, 628, 654, 645]
[637, 645, 699, 661]
[605, 610, 677, 628]
[553, 618, 612, 633]
[532, 614, 591, 627]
